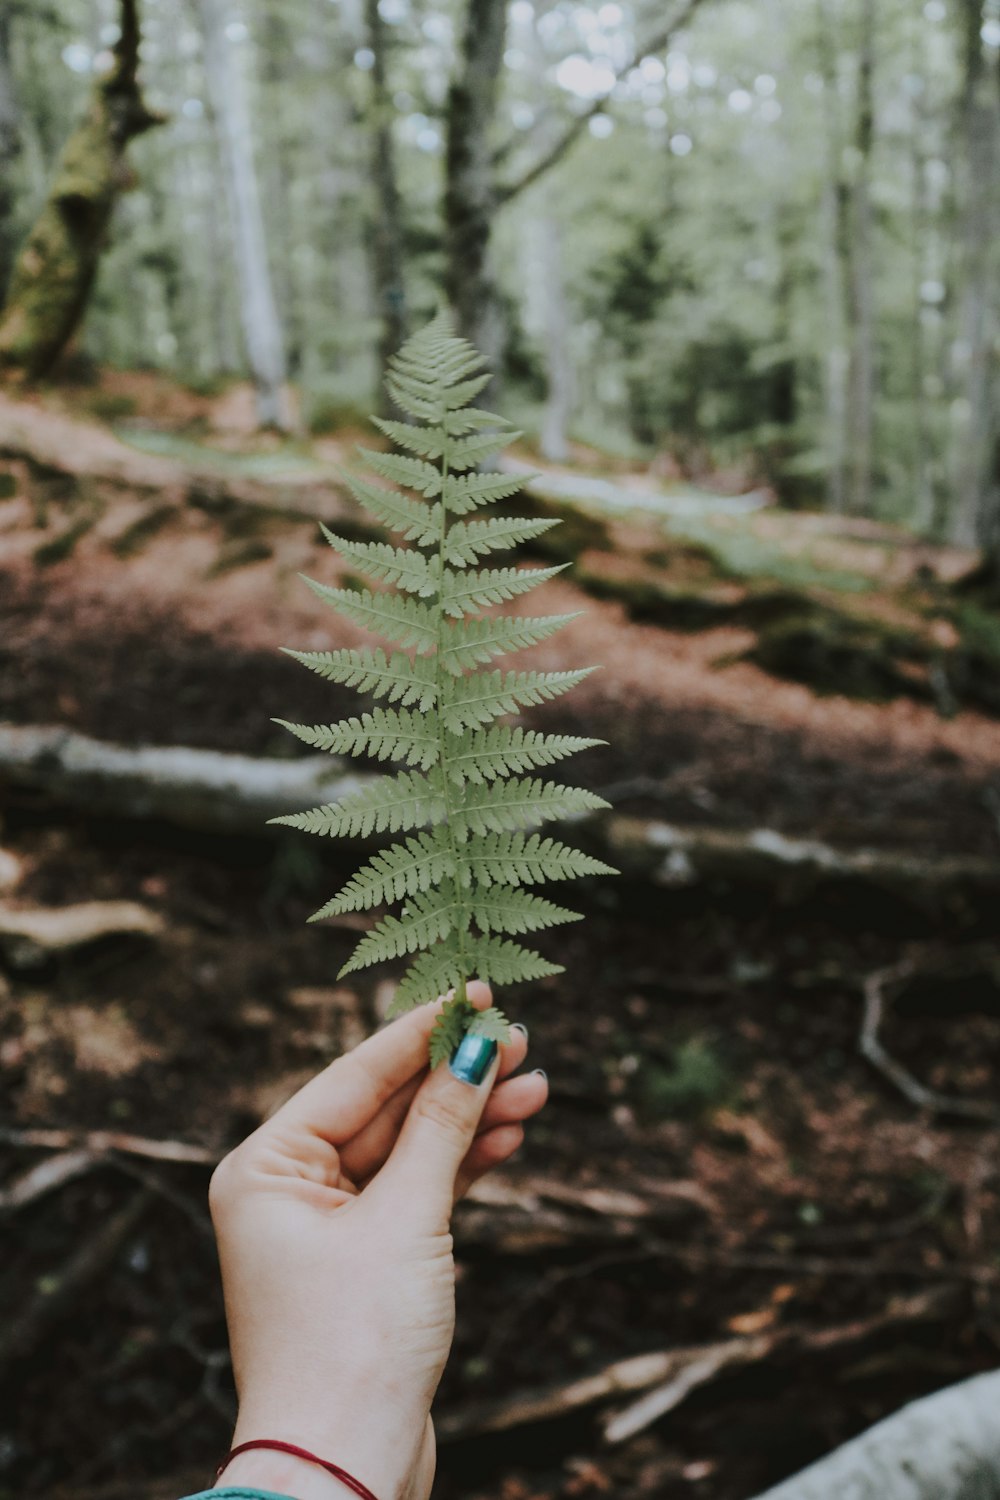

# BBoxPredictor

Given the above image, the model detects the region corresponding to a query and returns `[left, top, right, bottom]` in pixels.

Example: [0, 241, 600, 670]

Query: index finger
[267, 981, 495, 1143]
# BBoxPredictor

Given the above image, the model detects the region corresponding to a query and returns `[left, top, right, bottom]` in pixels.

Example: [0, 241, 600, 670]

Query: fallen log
[0, 897, 163, 967]
[4, 726, 1000, 911]
[437, 1288, 954, 1444]
[751, 1366, 1000, 1500]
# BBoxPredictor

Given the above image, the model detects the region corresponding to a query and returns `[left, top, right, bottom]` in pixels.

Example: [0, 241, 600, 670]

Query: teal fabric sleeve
[181, 1489, 297, 1499]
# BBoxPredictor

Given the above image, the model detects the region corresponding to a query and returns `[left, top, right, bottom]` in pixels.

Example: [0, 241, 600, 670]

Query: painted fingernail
[449, 1034, 498, 1086]
[533, 1068, 548, 1083]
[511, 1022, 529, 1040]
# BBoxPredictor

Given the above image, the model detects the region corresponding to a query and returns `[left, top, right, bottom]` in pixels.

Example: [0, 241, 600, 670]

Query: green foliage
[637, 1037, 734, 1121]
[275, 314, 616, 1062]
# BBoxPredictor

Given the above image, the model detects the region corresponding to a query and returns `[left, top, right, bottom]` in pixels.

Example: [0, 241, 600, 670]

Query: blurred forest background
[3, 1, 1000, 1499]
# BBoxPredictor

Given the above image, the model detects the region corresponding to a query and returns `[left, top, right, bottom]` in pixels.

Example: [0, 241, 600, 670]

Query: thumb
[372, 1034, 500, 1230]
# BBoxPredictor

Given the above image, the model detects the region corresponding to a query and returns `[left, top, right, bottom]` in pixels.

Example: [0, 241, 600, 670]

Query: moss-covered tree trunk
[0, 0, 161, 380]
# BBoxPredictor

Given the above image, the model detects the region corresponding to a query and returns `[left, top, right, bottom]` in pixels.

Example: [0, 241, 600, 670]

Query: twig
[439, 1287, 956, 1444]
[603, 1288, 955, 1445]
[0, 1147, 101, 1210]
[859, 960, 999, 1121]
[496, 0, 705, 205]
[0, 1123, 219, 1164]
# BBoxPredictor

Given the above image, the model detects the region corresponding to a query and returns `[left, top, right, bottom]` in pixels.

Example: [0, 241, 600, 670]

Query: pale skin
[209, 981, 548, 1500]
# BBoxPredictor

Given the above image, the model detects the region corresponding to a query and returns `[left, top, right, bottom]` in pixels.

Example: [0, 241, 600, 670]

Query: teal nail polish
[449, 1033, 498, 1085]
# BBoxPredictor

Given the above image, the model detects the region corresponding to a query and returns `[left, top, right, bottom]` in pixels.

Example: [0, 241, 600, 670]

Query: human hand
[209, 983, 547, 1500]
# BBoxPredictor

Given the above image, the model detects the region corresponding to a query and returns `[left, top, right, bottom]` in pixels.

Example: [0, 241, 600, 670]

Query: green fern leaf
[319, 527, 438, 596]
[280, 648, 438, 709]
[444, 725, 604, 785]
[468, 934, 564, 984]
[269, 771, 443, 839]
[461, 831, 618, 888]
[440, 562, 566, 617]
[442, 667, 594, 732]
[311, 830, 454, 917]
[274, 708, 440, 768]
[472, 888, 582, 935]
[342, 473, 441, 545]
[276, 312, 615, 1063]
[301, 578, 439, 653]
[443, 470, 528, 515]
[358, 447, 443, 497]
[439, 612, 580, 674]
[457, 778, 609, 835]
[444, 516, 559, 565]
[339, 890, 459, 975]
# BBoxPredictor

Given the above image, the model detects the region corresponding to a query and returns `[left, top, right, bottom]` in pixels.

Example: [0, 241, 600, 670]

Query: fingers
[455, 1124, 526, 1200]
[267, 982, 495, 1144]
[369, 1036, 501, 1231]
[339, 1022, 529, 1185]
[478, 1067, 547, 1133]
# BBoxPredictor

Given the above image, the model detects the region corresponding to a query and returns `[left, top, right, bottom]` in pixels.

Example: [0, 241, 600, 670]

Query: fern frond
[444, 725, 604, 785]
[311, 830, 454, 917]
[269, 771, 443, 839]
[301, 578, 439, 653]
[443, 470, 529, 515]
[457, 778, 609, 836]
[274, 708, 440, 768]
[440, 562, 566, 617]
[342, 473, 441, 545]
[440, 612, 580, 674]
[441, 667, 595, 731]
[278, 313, 616, 1064]
[280, 648, 438, 709]
[460, 831, 618, 888]
[319, 527, 438, 596]
[471, 888, 581, 935]
[358, 447, 443, 497]
[444, 515, 559, 565]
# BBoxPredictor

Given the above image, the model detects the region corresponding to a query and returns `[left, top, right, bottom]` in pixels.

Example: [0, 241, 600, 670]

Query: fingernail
[449, 1034, 498, 1086]
[511, 1022, 529, 1041]
[533, 1068, 548, 1083]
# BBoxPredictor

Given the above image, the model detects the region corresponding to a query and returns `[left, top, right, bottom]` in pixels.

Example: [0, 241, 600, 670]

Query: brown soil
[2, 402, 1000, 1500]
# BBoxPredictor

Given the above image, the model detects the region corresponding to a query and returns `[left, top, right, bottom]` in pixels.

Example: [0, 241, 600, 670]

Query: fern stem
[433, 419, 471, 1007]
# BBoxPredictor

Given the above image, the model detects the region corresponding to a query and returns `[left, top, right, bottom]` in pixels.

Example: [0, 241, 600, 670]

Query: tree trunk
[365, 0, 408, 396]
[199, 0, 290, 430]
[845, 0, 877, 516]
[752, 1369, 1000, 1500]
[815, 0, 850, 514]
[537, 212, 573, 462]
[949, 0, 1000, 550]
[0, 0, 162, 380]
[443, 0, 508, 368]
[0, 3, 22, 303]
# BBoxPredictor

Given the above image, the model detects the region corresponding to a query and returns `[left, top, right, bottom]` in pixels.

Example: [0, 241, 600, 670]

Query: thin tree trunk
[846, 0, 877, 515]
[815, 0, 850, 514]
[0, 0, 162, 379]
[443, 0, 508, 367]
[199, 0, 289, 429]
[949, 0, 1000, 549]
[0, 3, 22, 303]
[538, 212, 573, 462]
[365, 0, 407, 395]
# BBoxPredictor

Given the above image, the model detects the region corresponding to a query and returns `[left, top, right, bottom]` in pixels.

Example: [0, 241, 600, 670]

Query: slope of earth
[2, 386, 1000, 1500]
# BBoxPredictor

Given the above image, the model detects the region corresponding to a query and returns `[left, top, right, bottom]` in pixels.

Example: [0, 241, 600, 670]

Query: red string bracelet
[216, 1438, 379, 1500]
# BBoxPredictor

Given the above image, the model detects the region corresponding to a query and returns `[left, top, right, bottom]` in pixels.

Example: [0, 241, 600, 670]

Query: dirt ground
[2, 389, 1000, 1500]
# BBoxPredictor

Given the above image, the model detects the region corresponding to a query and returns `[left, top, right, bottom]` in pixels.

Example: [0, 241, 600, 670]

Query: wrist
[218, 1421, 416, 1500]
[215, 1447, 374, 1500]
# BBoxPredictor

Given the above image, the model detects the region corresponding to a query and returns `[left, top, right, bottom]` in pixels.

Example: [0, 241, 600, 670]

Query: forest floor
[3, 371, 1000, 1500]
